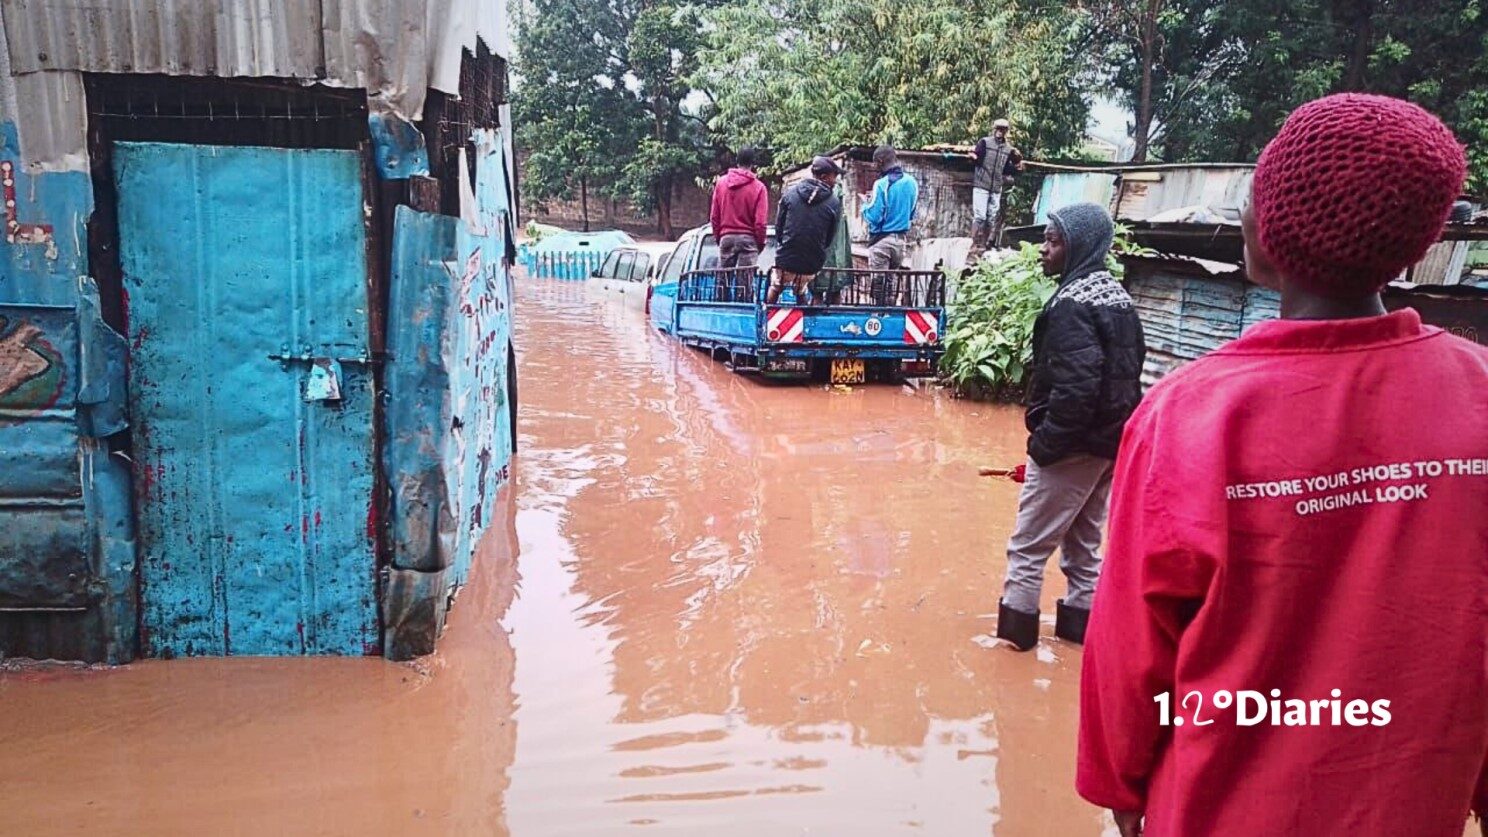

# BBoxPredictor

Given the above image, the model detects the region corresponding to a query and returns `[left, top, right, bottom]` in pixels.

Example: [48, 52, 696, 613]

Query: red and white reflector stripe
[766, 307, 805, 343]
[904, 310, 939, 345]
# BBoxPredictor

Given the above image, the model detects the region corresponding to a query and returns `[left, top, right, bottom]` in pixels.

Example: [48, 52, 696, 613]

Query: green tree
[619, 3, 720, 238]
[511, 0, 644, 230]
[693, 0, 1095, 168]
[512, 0, 724, 235]
[1105, 0, 1488, 192]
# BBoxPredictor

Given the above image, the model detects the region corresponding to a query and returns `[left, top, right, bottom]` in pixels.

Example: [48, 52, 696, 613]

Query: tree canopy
[513, 0, 1488, 224]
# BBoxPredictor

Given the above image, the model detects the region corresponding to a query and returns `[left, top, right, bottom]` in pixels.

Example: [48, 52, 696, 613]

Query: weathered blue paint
[649, 282, 678, 333]
[1035, 172, 1118, 225]
[378, 132, 515, 659]
[382, 205, 459, 658]
[368, 114, 431, 180]
[0, 119, 137, 663]
[447, 131, 514, 587]
[115, 142, 379, 657]
[676, 302, 758, 344]
[0, 124, 92, 306]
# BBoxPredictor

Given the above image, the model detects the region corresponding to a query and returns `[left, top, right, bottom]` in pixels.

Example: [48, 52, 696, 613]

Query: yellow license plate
[830, 358, 866, 385]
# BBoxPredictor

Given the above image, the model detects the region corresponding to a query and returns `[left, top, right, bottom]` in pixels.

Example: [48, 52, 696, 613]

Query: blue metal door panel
[114, 142, 378, 657]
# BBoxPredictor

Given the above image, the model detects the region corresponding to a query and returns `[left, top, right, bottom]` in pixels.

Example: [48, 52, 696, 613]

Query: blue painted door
[114, 142, 378, 657]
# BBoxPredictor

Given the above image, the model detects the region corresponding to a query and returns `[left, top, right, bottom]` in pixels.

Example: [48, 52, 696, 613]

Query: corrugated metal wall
[1127, 261, 1279, 387]
[1, 2, 516, 661]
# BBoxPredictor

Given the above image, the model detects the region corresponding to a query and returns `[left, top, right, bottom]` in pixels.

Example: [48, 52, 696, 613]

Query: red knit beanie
[1251, 93, 1467, 297]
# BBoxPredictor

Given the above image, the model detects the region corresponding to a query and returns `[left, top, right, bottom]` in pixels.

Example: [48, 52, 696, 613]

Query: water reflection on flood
[501, 282, 1097, 835]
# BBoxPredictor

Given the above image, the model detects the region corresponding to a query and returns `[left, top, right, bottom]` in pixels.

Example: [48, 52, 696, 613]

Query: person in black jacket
[769, 156, 845, 304]
[995, 201, 1146, 652]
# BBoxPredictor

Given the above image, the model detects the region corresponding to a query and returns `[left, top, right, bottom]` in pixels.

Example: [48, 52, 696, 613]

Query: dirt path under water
[0, 280, 1106, 835]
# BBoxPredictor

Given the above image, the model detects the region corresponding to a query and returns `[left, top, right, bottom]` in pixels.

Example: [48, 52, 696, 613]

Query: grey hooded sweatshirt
[1024, 202, 1147, 466]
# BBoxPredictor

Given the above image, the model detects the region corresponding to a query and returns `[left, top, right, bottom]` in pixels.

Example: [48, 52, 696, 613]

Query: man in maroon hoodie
[710, 146, 769, 269]
[1079, 94, 1488, 836]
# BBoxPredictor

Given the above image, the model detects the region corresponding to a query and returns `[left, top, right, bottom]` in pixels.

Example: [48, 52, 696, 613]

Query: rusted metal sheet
[1385, 284, 1488, 347]
[115, 141, 379, 657]
[1114, 166, 1253, 221]
[3, 0, 325, 77]
[1, 0, 513, 170]
[1124, 256, 1278, 386]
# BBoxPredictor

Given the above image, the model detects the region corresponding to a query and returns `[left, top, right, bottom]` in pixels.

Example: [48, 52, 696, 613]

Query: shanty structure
[0, 1, 517, 662]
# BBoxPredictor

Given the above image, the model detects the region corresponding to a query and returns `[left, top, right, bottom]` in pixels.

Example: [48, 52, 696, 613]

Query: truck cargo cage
[677, 267, 946, 308]
[678, 266, 764, 303]
[809, 269, 946, 308]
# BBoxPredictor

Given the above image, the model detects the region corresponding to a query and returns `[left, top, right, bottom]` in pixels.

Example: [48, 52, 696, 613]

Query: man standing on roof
[770, 156, 845, 304]
[995, 201, 1145, 653]
[1078, 94, 1488, 837]
[969, 118, 1023, 257]
[710, 146, 769, 269]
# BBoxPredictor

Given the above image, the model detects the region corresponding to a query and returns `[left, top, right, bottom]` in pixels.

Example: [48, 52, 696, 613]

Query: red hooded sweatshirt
[710, 168, 768, 248]
[1079, 308, 1488, 836]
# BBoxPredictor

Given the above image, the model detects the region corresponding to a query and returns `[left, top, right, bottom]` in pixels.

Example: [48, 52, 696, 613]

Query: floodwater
[0, 279, 1103, 836]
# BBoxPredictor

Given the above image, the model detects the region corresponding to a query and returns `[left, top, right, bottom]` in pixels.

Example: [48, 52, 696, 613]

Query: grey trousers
[1001, 453, 1115, 614]
[867, 233, 907, 269]
[718, 234, 760, 268]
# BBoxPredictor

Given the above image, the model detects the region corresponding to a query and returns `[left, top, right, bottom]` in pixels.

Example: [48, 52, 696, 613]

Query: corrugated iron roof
[4, 0, 325, 77]
[1, 0, 512, 170]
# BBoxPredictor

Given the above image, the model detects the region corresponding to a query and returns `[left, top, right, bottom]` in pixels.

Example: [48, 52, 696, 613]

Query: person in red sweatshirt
[1078, 93, 1488, 837]
[709, 146, 769, 269]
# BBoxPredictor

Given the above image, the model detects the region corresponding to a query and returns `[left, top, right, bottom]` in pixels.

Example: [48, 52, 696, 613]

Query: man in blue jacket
[861, 145, 919, 269]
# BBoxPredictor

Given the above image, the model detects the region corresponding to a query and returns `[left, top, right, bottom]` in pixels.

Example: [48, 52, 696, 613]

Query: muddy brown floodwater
[0, 279, 1104, 836]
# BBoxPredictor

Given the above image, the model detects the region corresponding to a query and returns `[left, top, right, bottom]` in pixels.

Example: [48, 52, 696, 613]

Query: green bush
[940, 229, 1149, 400]
[940, 243, 1054, 400]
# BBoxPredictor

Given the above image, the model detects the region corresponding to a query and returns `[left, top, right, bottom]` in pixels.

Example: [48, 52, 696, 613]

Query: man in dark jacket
[769, 156, 845, 303]
[995, 201, 1146, 652]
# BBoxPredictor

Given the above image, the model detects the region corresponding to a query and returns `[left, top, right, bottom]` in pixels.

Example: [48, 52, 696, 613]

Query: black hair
[873, 144, 897, 167]
[737, 146, 759, 168]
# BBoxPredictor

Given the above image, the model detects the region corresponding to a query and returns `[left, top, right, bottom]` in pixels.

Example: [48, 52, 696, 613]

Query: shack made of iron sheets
[1122, 255, 1279, 387]
[1123, 254, 1488, 388]
[782, 145, 976, 243]
[0, 1, 517, 663]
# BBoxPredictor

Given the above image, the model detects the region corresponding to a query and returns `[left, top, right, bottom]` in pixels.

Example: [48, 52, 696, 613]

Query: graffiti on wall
[0, 315, 64, 413]
[1, 160, 56, 249]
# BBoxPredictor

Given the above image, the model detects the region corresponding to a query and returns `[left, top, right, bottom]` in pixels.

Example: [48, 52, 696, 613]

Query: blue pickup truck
[647, 226, 945, 384]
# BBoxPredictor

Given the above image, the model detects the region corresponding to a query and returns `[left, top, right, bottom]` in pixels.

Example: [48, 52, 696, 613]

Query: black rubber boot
[996, 600, 1040, 652]
[1055, 599, 1091, 645]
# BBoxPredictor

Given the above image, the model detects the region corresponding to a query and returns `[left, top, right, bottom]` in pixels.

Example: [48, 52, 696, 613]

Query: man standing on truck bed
[861, 145, 919, 304]
[995, 201, 1145, 653]
[969, 118, 1023, 257]
[861, 145, 919, 270]
[710, 146, 769, 270]
[770, 155, 845, 304]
